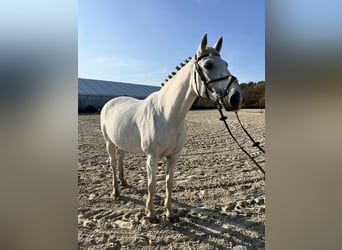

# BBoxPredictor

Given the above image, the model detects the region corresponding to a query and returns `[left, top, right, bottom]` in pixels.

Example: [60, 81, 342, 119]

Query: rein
[217, 104, 265, 176]
[235, 112, 265, 154]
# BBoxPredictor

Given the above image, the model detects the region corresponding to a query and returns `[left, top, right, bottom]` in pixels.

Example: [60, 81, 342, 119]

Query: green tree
[240, 81, 265, 108]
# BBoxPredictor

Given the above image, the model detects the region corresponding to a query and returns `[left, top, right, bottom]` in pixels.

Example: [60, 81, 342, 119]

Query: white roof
[78, 78, 160, 98]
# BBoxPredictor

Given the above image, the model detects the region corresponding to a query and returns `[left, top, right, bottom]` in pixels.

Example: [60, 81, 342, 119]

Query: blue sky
[79, 0, 265, 86]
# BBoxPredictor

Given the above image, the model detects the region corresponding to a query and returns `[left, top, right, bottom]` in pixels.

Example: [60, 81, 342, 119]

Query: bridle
[193, 52, 237, 103]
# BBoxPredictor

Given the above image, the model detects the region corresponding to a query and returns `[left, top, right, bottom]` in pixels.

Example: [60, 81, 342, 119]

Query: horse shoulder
[134, 101, 161, 152]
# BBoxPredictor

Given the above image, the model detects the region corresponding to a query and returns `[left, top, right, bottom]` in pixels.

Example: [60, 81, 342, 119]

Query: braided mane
[161, 56, 192, 87]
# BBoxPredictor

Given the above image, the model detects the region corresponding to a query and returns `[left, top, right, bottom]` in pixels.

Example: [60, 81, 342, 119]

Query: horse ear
[197, 33, 208, 55]
[214, 36, 223, 53]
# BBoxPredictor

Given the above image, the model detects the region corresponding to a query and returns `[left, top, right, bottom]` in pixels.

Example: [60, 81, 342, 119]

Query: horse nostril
[230, 92, 240, 107]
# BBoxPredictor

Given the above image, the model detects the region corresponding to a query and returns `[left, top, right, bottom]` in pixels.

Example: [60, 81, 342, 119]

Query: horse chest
[155, 123, 187, 156]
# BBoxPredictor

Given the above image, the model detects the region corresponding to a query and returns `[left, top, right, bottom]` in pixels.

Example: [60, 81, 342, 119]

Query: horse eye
[204, 62, 213, 70]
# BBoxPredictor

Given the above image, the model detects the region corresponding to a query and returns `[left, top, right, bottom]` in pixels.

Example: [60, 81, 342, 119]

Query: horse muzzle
[221, 90, 245, 111]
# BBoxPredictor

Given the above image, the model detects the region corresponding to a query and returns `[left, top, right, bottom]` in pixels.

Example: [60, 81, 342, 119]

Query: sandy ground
[78, 109, 265, 250]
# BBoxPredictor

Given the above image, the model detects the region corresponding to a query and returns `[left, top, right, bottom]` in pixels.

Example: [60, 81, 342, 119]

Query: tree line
[239, 81, 265, 108]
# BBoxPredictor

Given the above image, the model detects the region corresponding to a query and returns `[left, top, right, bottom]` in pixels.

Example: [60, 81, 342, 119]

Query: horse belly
[107, 117, 143, 153]
[102, 98, 144, 154]
[114, 131, 143, 153]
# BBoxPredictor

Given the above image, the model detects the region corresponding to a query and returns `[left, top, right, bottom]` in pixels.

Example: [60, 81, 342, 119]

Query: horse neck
[157, 60, 197, 125]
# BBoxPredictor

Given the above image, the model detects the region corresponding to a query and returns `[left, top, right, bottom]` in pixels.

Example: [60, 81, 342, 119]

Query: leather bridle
[193, 52, 237, 103]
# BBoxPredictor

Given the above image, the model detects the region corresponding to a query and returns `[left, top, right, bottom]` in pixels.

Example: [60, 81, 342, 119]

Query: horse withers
[100, 33, 244, 223]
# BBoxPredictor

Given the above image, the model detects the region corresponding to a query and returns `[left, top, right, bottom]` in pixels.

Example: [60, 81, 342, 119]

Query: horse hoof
[147, 217, 159, 224]
[165, 215, 180, 223]
[113, 192, 120, 199]
[120, 180, 128, 187]
[169, 216, 180, 223]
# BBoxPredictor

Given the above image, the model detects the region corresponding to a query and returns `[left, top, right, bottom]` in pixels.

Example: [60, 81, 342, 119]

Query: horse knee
[146, 155, 158, 179]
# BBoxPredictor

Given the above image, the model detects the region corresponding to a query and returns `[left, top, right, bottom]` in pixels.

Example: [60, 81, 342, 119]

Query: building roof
[78, 78, 160, 98]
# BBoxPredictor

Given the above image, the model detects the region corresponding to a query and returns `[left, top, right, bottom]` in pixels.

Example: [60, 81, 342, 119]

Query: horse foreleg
[145, 154, 159, 222]
[165, 153, 180, 223]
[106, 142, 120, 198]
[117, 149, 127, 186]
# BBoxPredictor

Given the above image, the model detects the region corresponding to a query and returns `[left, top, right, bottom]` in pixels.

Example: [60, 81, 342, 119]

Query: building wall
[78, 95, 149, 112]
[78, 95, 114, 111]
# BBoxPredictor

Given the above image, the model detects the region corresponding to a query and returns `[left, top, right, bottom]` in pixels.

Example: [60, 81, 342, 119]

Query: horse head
[192, 33, 245, 111]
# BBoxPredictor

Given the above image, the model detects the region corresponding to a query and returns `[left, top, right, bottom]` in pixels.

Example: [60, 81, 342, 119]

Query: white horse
[100, 34, 244, 223]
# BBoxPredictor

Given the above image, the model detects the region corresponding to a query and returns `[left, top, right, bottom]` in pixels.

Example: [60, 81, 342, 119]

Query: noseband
[194, 52, 237, 102]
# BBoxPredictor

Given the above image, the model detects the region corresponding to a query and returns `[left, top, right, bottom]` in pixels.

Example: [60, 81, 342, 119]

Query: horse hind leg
[106, 141, 120, 198]
[117, 149, 127, 186]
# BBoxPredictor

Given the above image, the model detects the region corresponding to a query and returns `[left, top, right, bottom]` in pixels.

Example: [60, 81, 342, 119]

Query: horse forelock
[197, 46, 219, 57]
[161, 56, 193, 87]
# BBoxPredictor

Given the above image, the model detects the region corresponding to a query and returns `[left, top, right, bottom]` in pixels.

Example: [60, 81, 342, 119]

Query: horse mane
[161, 56, 193, 87]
